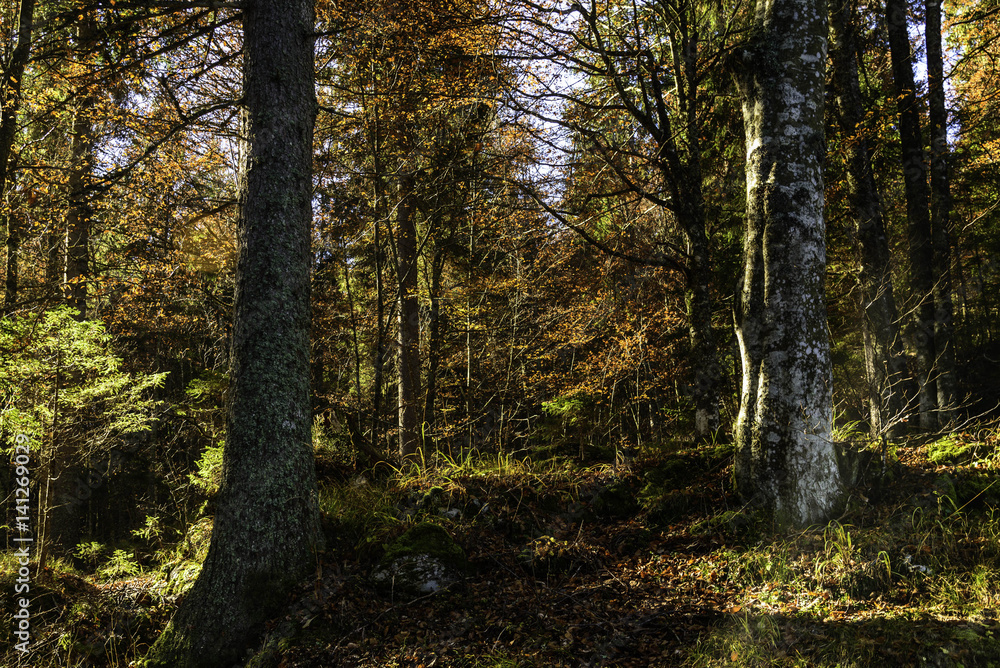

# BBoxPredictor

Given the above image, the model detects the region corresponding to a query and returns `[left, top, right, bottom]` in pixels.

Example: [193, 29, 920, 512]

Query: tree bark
[145, 1, 322, 665]
[829, 0, 907, 439]
[1, 0, 36, 312]
[926, 0, 957, 425]
[686, 207, 719, 438]
[732, 0, 843, 527]
[886, 0, 937, 430]
[397, 173, 421, 459]
[677, 25, 720, 439]
[423, 247, 445, 451]
[64, 16, 98, 321]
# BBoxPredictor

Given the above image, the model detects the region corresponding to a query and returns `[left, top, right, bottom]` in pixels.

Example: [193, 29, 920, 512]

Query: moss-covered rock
[372, 522, 466, 598]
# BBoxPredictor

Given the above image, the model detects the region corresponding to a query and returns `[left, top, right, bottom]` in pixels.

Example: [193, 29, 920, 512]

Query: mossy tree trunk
[145, 1, 322, 665]
[732, 0, 843, 528]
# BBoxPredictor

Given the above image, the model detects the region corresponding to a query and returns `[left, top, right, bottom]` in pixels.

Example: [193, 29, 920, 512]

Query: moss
[692, 509, 764, 538]
[927, 436, 982, 465]
[418, 486, 448, 511]
[381, 522, 465, 569]
[373, 522, 467, 597]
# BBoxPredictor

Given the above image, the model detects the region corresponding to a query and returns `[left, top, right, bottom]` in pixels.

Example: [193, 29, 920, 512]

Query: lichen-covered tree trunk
[732, 0, 842, 528]
[830, 0, 907, 439]
[397, 173, 421, 459]
[926, 0, 957, 426]
[144, 1, 322, 666]
[886, 0, 937, 430]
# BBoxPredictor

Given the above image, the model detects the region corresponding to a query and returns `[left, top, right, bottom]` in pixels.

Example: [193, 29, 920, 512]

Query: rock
[372, 522, 466, 598]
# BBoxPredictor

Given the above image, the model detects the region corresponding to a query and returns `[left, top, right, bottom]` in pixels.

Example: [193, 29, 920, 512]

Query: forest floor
[4, 433, 1000, 667]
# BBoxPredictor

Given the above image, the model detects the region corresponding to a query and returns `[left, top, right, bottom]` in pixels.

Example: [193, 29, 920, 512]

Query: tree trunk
[732, 0, 843, 528]
[886, 0, 937, 430]
[4, 216, 17, 313]
[64, 16, 98, 321]
[926, 0, 957, 426]
[686, 217, 719, 439]
[1, 0, 36, 312]
[829, 0, 907, 439]
[423, 248, 445, 451]
[677, 25, 721, 440]
[397, 173, 421, 459]
[145, 1, 321, 665]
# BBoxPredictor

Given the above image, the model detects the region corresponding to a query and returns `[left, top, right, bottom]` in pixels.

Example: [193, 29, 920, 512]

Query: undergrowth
[4, 433, 1000, 667]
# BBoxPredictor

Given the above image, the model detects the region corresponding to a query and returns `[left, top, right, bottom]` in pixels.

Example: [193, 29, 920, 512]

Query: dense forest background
[4, 0, 1000, 665]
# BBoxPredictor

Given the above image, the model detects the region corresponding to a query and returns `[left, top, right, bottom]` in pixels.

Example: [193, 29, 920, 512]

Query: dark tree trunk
[370, 120, 388, 453]
[686, 211, 719, 439]
[145, 1, 321, 665]
[1, 0, 36, 312]
[423, 248, 445, 451]
[372, 216, 387, 452]
[830, 0, 907, 438]
[677, 25, 720, 439]
[732, 0, 843, 527]
[4, 216, 17, 313]
[926, 0, 957, 425]
[886, 0, 937, 430]
[397, 173, 421, 459]
[64, 16, 98, 321]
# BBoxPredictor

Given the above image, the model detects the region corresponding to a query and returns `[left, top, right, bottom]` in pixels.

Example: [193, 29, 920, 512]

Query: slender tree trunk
[927, 0, 957, 425]
[370, 113, 388, 453]
[64, 116, 95, 320]
[886, 0, 937, 430]
[145, 1, 321, 665]
[423, 248, 445, 451]
[681, 25, 720, 439]
[373, 216, 387, 451]
[1, 0, 36, 312]
[686, 216, 719, 439]
[64, 16, 98, 321]
[732, 0, 843, 527]
[4, 215, 17, 313]
[397, 173, 421, 459]
[830, 0, 907, 438]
